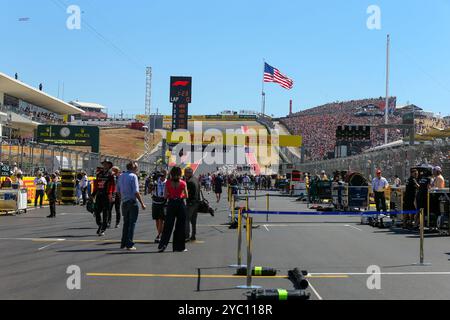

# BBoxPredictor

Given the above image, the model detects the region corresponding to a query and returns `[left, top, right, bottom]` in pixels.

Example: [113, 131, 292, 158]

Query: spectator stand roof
[69, 101, 106, 111]
[0, 72, 84, 115]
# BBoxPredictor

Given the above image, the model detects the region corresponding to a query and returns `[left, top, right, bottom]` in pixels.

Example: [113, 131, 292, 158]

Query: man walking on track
[91, 160, 115, 237]
[117, 161, 146, 251]
[185, 167, 200, 242]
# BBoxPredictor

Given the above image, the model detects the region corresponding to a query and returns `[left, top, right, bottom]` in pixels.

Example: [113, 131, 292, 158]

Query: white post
[262, 60, 266, 115]
[384, 34, 390, 145]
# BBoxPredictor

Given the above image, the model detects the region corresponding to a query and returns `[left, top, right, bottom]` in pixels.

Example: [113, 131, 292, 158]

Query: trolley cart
[0, 188, 28, 215]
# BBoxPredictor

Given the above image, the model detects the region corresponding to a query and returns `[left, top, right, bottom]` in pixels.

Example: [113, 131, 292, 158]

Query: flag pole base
[412, 262, 432, 267]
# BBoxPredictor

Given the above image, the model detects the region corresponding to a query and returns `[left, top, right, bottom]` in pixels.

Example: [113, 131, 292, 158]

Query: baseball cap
[433, 166, 442, 172]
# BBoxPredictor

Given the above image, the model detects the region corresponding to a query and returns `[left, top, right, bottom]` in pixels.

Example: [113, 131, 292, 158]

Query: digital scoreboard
[170, 76, 192, 131]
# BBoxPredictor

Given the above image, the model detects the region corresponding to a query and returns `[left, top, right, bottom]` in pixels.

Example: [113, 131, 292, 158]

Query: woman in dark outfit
[214, 174, 224, 203]
[158, 167, 189, 253]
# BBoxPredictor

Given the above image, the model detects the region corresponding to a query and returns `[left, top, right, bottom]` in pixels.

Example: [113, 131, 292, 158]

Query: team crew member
[403, 169, 419, 229]
[117, 161, 147, 251]
[185, 167, 200, 242]
[432, 166, 445, 189]
[416, 167, 433, 228]
[34, 172, 47, 208]
[46, 174, 57, 218]
[91, 160, 115, 237]
[152, 170, 167, 243]
[372, 169, 389, 213]
[158, 166, 189, 253]
[109, 167, 122, 229]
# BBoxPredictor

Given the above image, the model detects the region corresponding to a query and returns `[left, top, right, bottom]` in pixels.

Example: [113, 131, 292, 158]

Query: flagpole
[384, 34, 390, 145]
[262, 59, 266, 115]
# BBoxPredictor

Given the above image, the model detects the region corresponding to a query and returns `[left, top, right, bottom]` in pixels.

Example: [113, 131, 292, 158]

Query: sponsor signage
[36, 125, 100, 153]
[170, 77, 192, 104]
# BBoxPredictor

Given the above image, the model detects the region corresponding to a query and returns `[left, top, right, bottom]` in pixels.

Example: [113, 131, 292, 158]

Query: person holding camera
[151, 170, 167, 243]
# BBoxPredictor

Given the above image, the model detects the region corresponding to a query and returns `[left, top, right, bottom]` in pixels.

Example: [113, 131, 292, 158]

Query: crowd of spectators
[18, 104, 63, 124]
[282, 98, 449, 161]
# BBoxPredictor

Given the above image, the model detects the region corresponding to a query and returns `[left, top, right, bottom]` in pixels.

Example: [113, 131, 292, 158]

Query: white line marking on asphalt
[345, 225, 363, 231]
[263, 225, 270, 232]
[308, 281, 323, 300]
[309, 272, 449, 276]
[38, 241, 60, 251]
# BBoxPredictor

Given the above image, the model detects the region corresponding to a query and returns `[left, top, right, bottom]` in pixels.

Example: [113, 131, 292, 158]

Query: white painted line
[263, 225, 270, 232]
[345, 224, 363, 231]
[308, 281, 323, 300]
[309, 272, 449, 276]
[0, 238, 66, 242]
[38, 242, 59, 251]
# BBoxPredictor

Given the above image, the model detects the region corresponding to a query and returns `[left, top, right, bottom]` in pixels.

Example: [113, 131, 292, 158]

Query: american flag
[264, 63, 294, 90]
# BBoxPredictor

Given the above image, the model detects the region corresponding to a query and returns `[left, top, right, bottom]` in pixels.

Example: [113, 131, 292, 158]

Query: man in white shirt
[34, 172, 47, 208]
[79, 172, 89, 206]
[372, 169, 389, 213]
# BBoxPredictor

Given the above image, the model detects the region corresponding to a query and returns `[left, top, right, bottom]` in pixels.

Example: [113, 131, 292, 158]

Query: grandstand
[281, 98, 403, 161]
[0, 72, 84, 140]
[282, 98, 450, 162]
[69, 101, 108, 121]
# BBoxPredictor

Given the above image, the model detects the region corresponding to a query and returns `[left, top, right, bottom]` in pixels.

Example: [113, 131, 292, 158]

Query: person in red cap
[371, 169, 389, 218]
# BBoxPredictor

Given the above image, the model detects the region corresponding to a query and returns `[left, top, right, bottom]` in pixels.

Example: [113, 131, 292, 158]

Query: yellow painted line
[29, 239, 204, 244]
[86, 273, 348, 279]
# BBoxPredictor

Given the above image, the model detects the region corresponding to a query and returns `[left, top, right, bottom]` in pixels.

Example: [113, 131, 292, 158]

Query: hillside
[100, 128, 161, 160]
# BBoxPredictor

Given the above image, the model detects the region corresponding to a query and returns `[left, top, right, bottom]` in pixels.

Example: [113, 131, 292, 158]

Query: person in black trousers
[158, 167, 189, 253]
[109, 167, 122, 228]
[46, 174, 57, 218]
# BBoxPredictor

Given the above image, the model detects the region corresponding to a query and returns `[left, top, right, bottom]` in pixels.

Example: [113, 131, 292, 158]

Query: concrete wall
[0, 91, 4, 105]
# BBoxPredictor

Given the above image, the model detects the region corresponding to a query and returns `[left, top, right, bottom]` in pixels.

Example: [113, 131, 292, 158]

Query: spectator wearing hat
[91, 159, 115, 236]
[372, 169, 389, 214]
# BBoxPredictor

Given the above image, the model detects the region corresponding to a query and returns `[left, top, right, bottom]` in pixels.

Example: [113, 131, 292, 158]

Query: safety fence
[295, 141, 449, 183]
[0, 140, 154, 176]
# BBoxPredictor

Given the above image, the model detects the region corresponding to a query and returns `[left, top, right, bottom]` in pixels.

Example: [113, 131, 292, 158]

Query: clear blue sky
[2, 0, 450, 117]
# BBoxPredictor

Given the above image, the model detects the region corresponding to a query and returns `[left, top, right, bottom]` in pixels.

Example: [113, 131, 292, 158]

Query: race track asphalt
[1, 190, 450, 300]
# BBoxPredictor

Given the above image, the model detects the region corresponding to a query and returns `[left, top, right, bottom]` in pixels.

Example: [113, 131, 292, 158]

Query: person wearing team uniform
[91, 160, 115, 237]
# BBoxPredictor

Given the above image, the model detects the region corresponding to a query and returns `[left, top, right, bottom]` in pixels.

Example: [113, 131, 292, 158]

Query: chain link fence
[0, 140, 154, 176]
[295, 141, 449, 183]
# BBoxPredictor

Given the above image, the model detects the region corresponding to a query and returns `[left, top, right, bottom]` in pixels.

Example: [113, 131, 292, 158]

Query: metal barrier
[0, 140, 154, 176]
[295, 141, 449, 185]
